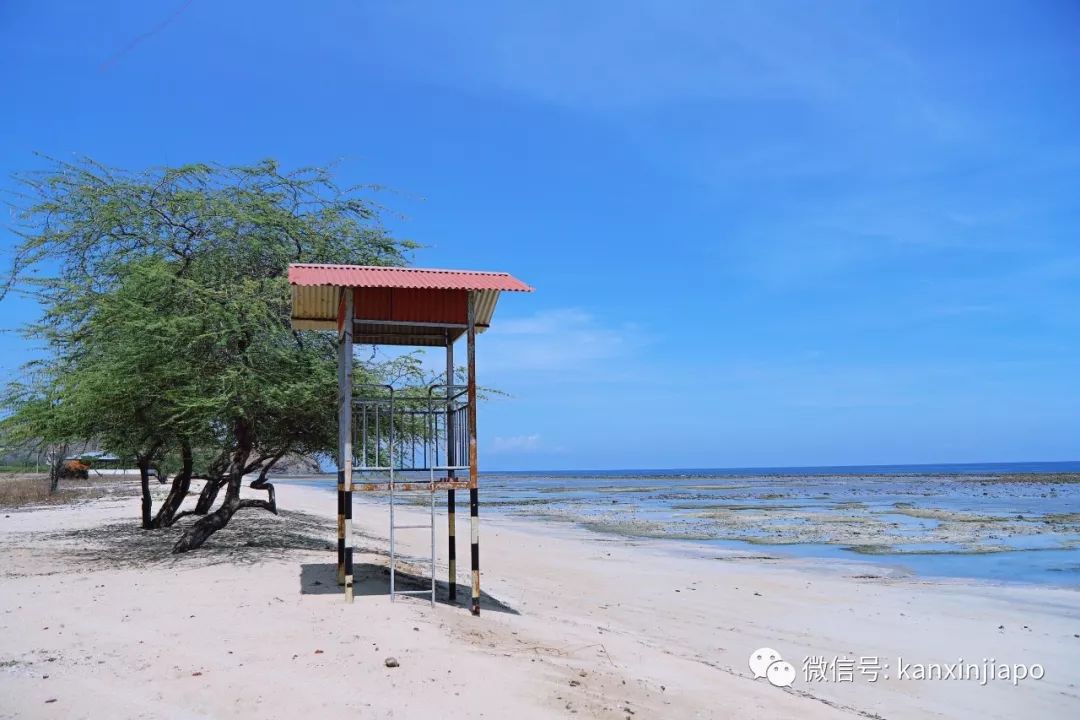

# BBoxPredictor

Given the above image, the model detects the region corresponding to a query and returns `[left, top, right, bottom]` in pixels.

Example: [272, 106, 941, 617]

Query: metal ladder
[387, 385, 468, 606]
[389, 467, 436, 607]
[384, 387, 436, 606]
[354, 385, 434, 606]
[355, 384, 467, 607]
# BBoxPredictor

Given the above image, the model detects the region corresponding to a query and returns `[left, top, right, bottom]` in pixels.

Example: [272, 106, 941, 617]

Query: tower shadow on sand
[299, 562, 519, 614]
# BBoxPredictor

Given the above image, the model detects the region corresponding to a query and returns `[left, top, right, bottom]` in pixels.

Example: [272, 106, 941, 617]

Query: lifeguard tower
[288, 264, 532, 615]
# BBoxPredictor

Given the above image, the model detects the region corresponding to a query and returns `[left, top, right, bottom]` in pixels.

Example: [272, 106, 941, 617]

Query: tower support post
[467, 292, 480, 615]
[446, 333, 457, 602]
[337, 288, 355, 602]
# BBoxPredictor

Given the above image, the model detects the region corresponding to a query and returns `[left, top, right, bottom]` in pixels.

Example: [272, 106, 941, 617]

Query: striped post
[467, 292, 480, 616]
[446, 335, 457, 602]
[469, 488, 479, 614]
[448, 489, 457, 602]
[336, 294, 347, 586]
[338, 288, 355, 602]
[336, 474, 345, 585]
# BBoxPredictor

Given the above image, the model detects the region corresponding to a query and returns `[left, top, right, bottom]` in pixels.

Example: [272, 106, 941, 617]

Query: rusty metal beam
[355, 480, 470, 492]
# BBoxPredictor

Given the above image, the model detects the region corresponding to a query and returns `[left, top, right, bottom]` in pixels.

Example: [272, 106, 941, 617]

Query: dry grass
[0, 473, 125, 509]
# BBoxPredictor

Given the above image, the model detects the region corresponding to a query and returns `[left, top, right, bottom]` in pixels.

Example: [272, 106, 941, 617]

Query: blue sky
[2, 1, 1078, 469]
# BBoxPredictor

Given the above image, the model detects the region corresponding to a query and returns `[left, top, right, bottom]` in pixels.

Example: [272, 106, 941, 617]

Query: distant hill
[267, 454, 321, 475]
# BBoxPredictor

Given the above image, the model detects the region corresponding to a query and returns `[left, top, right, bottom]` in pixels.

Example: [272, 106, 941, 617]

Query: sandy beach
[1, 478, 1078, 719]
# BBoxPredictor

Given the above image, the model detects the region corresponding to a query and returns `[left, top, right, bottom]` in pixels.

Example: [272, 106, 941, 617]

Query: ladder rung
[394, 589, 435, 595]
[393, 524, 433, 530]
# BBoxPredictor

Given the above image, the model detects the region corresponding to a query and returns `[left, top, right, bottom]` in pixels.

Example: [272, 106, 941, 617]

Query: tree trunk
[48, 442, 68, 494]
[172, 421, 275, 553]
[151, 440, 193, 528]
[137, 455, 153, 530]
[249, 451, 283, 512]
[190, 449, 230, 514]
[193, 475, 226, 514]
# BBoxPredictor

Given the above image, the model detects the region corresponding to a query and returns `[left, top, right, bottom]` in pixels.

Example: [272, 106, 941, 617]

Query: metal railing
[352, 384, 469, 473]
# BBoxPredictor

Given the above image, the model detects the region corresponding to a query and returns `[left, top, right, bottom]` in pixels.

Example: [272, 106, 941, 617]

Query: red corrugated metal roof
[288, 264, 533, 292]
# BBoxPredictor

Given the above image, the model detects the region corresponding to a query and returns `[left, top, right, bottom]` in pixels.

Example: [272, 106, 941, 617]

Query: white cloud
[480, 308, 644, 376]
[490, 433, 542, 454]
[340, 0, 959, 136]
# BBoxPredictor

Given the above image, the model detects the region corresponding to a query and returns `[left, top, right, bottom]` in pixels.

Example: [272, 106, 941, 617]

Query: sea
[280, 461, 1080, 588]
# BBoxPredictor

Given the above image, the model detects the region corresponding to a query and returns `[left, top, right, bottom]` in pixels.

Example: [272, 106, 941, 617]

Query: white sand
[1, 480, 1077, 719]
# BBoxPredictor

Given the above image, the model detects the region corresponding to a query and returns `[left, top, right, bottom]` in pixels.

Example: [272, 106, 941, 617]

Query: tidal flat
[285, 466, 1080, 585]
[467, 470, 1080, 585]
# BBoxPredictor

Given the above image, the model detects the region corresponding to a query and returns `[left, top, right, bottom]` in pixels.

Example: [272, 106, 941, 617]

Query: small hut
[288, 264, 532, 614]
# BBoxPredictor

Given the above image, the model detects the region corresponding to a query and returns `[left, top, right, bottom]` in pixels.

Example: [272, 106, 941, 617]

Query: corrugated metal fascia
[290, 285, 339, 323]
[353, 287, 468, 325]
[291, 318, 336, 331]
[291, 286, 499, 336]
[473, 289, 499, 328]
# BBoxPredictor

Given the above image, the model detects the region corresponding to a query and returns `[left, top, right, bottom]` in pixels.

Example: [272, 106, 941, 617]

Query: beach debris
[191, 672, 202, 677]
[384, 657, 400, 668]
[569, 679, 581, 687]
[314, 649, 324, 654]
[45, 699, 57, 704]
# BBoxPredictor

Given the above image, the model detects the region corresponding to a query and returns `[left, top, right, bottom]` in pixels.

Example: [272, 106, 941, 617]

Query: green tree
[1, 158, 416, 550]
